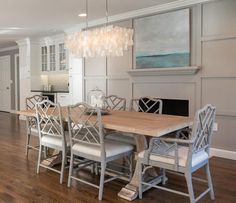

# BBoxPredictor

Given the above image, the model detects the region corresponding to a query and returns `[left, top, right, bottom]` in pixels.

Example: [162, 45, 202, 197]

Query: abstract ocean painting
[135, 9, 190, 69]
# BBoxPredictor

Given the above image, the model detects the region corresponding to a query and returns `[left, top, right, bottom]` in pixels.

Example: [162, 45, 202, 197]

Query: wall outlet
[213, 122, 218, 131]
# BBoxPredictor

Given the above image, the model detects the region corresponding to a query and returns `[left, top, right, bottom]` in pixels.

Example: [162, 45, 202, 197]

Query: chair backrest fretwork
[26, 95, 48, 110]
[68, 102, 105, 154]
[183, 104, 216, 169]
[104, 95, 126, 111]
[191, 104, 216, 154]
[36, 100, 65, 143]
[129, 97, 163, 114]
[25, 95, 48, 129]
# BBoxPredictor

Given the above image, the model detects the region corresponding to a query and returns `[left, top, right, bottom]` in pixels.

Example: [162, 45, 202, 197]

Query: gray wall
[83, 0, 236, 152]
[0, 48, 19, 110]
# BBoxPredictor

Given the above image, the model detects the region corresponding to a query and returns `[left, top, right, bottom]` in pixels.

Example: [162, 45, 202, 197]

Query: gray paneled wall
[201, 0, 236, 151]
[83, 0, 236, 152]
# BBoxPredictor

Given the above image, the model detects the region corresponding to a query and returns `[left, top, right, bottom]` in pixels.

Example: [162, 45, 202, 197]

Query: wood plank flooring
[0, 112, 235, 203]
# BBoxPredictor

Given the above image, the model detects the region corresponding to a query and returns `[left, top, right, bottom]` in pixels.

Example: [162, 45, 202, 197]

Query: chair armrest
[143, 137, 178, 163]
[142, 136, 194, 164]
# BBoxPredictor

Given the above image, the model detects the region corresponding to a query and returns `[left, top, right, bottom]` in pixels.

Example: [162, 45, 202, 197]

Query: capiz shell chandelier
[65, 0, 134, 58]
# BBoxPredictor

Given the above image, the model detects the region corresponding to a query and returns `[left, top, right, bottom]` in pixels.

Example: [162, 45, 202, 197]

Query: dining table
[16, 106, 193, 201]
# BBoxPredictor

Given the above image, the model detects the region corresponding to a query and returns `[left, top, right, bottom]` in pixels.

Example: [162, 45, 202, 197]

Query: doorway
[0, 55, 11, 112]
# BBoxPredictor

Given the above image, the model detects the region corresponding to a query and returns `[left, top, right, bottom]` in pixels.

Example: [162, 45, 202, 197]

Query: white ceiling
[0, 0, 177, 49]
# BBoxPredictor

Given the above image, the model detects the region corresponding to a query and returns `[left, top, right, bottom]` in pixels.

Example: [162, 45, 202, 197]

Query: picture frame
[134, 9, 190, 69]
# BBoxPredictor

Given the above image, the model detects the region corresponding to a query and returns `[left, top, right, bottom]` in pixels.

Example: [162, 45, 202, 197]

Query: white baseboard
[19, 115, 26, 120]
[210, 148, 236, 161]
[9, 110, 26, 120]
[9, 110, 16, 114]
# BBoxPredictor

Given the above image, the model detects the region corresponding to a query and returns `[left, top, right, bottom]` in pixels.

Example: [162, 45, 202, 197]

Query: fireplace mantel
[127, 66, 200, 76]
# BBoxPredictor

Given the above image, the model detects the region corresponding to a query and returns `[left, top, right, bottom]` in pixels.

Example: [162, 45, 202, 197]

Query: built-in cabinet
[49, 45, 56, 71]
[56, 93, 71, 106]
[41, 46, 48, 71]
[40, 42, 68, 73]
[59, 43, 66, 70]
[69, 55, 83, 104]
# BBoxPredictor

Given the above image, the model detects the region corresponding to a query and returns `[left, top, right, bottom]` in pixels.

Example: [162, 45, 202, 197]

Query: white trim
[14, 54, 19, 111]
[210, 148, 236, 161]
[201, 33, 236, 42]
[19, 115, 26, 120]
[15, 38, 30, 46]
[65, 0, 215, 33]
[127, 66, 200, 77]
[9, 110, 17, 114]
[0, 55, 11, 112]
[0, 46, 18, 52]
[39, 34, 64, 45]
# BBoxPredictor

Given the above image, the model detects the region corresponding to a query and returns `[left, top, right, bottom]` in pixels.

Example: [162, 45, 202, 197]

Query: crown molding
[0, 46, 18, 52]
[38, 33, 65, 45]
[15, 38, 30, 46]
[65, 25, 83, 34]
[15, 38, 42, 47]
[65, 0, 215, 33]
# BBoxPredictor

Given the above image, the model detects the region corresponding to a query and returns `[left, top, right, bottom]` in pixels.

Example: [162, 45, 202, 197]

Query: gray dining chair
[25, 94, 48, 156]
[104, 95, 126, 110]
[67, 102, 134, 200]
[36, 100, 70, 184]
[138, 104, 216, 203]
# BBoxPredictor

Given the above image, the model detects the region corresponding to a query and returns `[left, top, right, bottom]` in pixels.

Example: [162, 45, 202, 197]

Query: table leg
[118, 134, 162, 201]
[41, 150, 62, 167]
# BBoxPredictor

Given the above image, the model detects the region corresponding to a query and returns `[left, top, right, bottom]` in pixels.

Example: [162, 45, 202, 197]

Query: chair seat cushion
[106, 132, 135, 145]
[41, 132, 70, 148]
[138, 146, 208, 168]
[72, 139, 134, 158]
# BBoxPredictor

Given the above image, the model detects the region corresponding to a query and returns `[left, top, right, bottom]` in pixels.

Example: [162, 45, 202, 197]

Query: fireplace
[139, 98, 189, 116]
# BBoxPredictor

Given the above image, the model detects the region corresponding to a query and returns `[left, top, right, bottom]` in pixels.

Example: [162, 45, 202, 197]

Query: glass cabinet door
[59, 43, 66, 70]
[41, 46, 47, 71]
[49, 45, 56, 71]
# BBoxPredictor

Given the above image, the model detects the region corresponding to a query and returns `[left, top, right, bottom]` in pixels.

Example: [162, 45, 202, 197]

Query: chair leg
[68, 153, 74, 187]
[98, 162, 106, 201]
[161, 168, 167, 185]
[26, 133, 30, 157]
[185, 172, 195, 203]
[90, 163, 94, 174]
[95, 162, 98, 176]
[129, 154, 133, 181]
[206, 163, 215, 200]
[43, 146, 48, 158]
[138, 161, 143, 199]
[60, 150, 66, 184]
[37, 144, 42, 174]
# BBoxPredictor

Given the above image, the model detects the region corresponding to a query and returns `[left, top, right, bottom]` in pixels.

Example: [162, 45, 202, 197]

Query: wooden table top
[16, 107, 193, 137]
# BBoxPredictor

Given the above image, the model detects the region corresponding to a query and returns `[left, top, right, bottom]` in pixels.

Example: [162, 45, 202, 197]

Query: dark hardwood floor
[0, 112, 236, 203]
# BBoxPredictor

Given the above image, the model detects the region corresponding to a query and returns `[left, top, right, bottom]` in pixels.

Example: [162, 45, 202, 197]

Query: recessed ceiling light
[78, 13, 87, 17]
